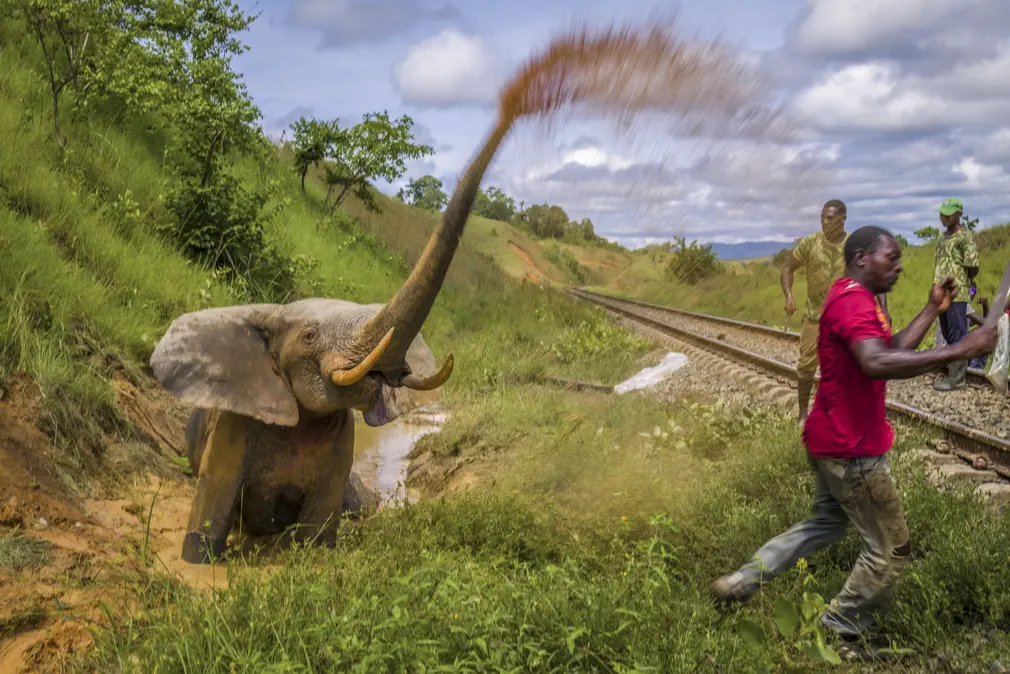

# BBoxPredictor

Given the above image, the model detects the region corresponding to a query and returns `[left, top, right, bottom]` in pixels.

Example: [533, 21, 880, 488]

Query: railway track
[574, 289, 997, 389]
[568, 288, 1010, 484]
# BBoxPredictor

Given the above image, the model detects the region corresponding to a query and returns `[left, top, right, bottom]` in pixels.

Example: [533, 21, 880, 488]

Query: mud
[0, 373, 449, 673]
[508, 240, 549, 283]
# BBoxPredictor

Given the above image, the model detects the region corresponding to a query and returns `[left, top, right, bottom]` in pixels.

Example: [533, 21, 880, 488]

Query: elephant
[150, 117, 514, 564]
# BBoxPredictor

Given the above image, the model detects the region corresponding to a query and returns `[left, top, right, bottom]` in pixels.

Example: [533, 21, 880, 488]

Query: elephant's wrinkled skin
[151, 118, 513, 564]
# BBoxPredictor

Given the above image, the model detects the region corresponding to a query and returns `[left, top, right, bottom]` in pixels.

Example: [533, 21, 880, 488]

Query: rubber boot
[933, 359, 968, 391]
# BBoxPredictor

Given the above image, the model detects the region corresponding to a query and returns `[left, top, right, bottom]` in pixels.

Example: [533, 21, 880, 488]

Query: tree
[914, 226, 940, 242]
[961, 214, 980, 232]
[290, 117, 340, 192]
[14, 0, 120, 147]
[518, 203, 569, 239]
[571, 218, 597, 241]
[894, 233, 909, 248]
[395, 175, 447, 211]
[321, 111, 434, 214]
[473, 186, 517, 222]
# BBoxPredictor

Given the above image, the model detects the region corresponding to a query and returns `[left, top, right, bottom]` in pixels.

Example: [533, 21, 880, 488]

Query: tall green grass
[77, 397, 1010, 673]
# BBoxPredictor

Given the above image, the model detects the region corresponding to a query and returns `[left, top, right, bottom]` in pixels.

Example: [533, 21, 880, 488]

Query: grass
[76, 399, 1010, 673]
[0, 528, 53, 571]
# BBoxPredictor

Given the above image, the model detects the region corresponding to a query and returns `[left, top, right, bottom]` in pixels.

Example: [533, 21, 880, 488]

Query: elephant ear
[362, 331, 443, 427]
[150, 304, 300, 427]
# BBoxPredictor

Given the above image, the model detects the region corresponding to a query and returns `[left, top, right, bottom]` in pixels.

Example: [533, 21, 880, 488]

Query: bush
[976, 222, 1010, 252]
[666, 237, 722, 285]
[162, 170, 296, 302]
[543, 245, 588, 285]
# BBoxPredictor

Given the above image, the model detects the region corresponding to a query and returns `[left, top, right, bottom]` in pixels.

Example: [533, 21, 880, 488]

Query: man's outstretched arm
[851, 335, 987, 380]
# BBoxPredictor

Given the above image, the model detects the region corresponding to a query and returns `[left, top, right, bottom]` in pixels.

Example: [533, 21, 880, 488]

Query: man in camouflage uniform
[781, 200, 848, 422]
[932, 197, 980, 391]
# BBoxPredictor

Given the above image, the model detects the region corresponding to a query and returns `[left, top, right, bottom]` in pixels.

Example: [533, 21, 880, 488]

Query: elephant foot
[182, 531, 229, 564]
[342, 472, 381, 518]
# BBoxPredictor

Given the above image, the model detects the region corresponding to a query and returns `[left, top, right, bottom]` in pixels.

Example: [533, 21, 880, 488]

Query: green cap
[938, 197, 963, 216]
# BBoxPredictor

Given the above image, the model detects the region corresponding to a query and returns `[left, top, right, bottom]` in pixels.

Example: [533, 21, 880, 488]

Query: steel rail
[573, 288, 998, 391]
[569, 288, 1010, 467]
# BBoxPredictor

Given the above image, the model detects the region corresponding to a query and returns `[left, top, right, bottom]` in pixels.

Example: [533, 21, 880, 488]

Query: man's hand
[784, 296, 796, 315]
[955, 322, 998, 358]
[929, 275, 958, 313]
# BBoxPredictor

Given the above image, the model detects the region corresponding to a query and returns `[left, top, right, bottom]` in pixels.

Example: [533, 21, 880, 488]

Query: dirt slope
[0, 374, 208, 673]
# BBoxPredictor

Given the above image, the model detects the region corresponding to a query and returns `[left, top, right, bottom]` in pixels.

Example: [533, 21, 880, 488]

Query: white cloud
[392, 30, 501, 106]
[794, 63, 940, 130]
[793, 0, 974, 54]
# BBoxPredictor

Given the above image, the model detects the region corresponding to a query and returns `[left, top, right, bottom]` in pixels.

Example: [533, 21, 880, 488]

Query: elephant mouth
[362, 387, 390, 427]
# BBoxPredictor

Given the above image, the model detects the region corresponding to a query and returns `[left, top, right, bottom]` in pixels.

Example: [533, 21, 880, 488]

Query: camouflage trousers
[796, 318, 819, 412]
[797, 317, 820, 380]
[735, 453, 910, 637]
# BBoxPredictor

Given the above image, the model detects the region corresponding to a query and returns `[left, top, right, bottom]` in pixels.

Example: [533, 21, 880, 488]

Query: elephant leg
[182, 410, 248, 564]
[184, 408, 212, 477]
[288, 411, 355, 547]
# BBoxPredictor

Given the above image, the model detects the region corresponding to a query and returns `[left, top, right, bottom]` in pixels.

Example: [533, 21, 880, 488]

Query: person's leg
[935, 302, 969, 390]
[816, 454, 910, 639]
[711, 457, 850, 603]
[796, 318, 819, 422]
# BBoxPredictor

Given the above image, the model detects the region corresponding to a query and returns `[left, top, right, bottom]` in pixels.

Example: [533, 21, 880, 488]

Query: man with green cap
[932, 197, 980, 391]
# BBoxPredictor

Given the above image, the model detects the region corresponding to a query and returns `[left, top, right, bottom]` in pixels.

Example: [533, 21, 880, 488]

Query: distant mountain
[708, 241, 792, 260]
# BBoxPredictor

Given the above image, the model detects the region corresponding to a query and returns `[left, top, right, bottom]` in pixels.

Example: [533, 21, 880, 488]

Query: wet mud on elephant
[150, 120, 513, 564]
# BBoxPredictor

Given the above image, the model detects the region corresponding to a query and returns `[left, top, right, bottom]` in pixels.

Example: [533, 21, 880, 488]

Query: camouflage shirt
[792, 231, 848, 322]
[932, 228, 979, 304]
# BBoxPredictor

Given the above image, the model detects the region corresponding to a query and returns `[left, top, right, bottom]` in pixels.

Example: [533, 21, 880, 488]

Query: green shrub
[666, 236, 722, 284]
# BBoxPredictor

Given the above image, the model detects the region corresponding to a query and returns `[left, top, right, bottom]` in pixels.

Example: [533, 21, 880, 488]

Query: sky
[231, 0, 1010, 248]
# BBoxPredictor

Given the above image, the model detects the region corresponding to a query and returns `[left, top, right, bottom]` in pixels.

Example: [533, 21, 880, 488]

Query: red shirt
[803, 278, 894, 459]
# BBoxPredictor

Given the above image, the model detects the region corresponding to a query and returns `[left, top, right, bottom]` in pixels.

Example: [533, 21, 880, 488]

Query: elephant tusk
[400, 353, 454, 391]
[330, 328, 395, 387]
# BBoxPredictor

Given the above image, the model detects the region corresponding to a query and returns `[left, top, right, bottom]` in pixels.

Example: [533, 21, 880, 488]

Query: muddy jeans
[735, 453, 910, 637]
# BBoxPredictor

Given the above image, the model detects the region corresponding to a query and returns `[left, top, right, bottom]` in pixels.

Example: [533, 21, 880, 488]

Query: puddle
[353, 405, 446, 506]
[614, 352, 689, 394]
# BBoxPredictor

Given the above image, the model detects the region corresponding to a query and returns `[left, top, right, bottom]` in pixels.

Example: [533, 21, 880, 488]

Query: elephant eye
[302, 328, 319, 345]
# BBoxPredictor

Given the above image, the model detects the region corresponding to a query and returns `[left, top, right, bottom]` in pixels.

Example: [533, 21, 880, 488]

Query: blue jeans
[939, 302, 968, 346]
[734, 454, 910, 637]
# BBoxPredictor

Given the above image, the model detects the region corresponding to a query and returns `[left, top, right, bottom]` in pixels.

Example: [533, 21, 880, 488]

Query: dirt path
[507, 240, 549, 283]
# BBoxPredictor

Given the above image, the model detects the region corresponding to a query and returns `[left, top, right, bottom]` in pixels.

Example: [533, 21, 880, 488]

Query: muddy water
[352, 406, 446, 506]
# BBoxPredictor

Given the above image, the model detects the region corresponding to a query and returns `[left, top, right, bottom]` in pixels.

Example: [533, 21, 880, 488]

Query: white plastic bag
[985, 312, 1009, 394]
[614, 352, 688, 394]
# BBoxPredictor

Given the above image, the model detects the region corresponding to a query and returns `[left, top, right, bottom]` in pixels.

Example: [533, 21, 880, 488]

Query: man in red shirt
[710, 226, 996, 645]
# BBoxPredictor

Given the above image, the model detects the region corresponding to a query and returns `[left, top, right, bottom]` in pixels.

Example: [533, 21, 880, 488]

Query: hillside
[591, 227, 1010, 346]
[2, 8, 1010, 674]
[454, 213, 635, 286]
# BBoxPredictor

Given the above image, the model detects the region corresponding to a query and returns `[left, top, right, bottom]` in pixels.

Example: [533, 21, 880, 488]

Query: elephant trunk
[347, 115, 514, 373]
